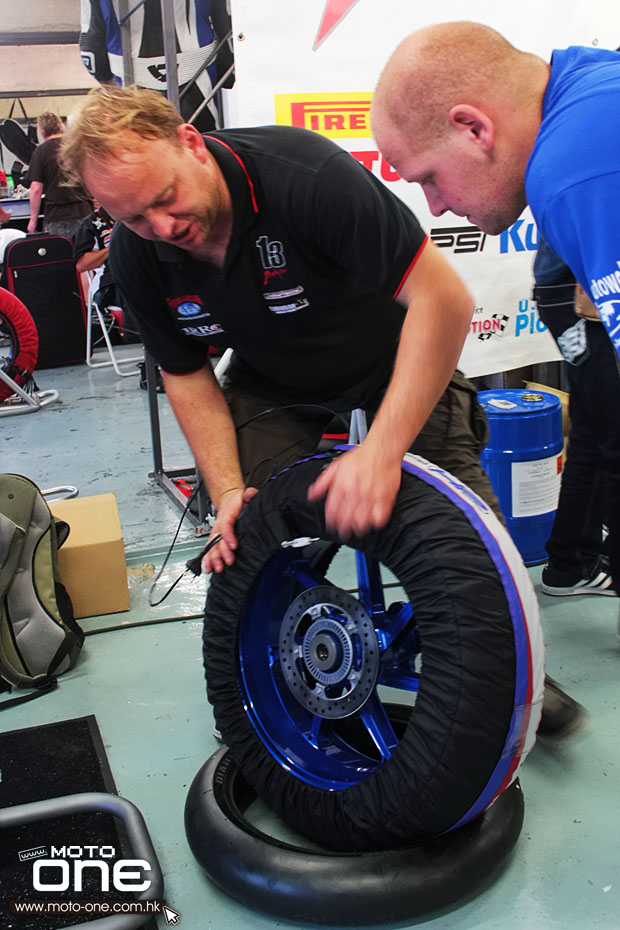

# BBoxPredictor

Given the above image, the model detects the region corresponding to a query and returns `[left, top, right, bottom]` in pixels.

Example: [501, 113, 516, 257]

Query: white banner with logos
[224, 0, 617, 377]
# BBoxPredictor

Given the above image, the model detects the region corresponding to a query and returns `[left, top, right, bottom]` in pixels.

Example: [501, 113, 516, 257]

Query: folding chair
[84, 273, 143, 377]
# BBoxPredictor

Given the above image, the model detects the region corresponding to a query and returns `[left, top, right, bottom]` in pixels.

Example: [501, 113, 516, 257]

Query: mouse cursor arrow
[163, 905, 180, 925]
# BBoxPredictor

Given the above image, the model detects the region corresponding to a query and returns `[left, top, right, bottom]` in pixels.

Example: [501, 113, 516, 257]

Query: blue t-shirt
[526, 46, 620, 354]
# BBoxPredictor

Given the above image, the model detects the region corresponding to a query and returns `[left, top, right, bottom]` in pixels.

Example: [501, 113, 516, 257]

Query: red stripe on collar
[204, 135, 259, 214]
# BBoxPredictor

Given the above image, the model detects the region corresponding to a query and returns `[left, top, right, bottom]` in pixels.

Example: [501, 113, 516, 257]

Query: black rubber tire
[185, 737, 525, 926]
[204, 453, 530, 852]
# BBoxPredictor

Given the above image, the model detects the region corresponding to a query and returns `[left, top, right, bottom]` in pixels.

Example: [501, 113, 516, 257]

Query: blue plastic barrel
[478, 389, 564, 565]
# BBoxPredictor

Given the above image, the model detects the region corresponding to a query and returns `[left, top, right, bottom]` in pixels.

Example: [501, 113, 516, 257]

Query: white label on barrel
[487, 398, 518, 409]
[511, 455, 563, 517]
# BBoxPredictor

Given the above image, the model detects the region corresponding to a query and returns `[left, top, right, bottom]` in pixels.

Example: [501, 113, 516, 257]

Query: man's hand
[307, 446, 402, 537]
[26, 218, 38, 234]
[203, 486, 258, 574]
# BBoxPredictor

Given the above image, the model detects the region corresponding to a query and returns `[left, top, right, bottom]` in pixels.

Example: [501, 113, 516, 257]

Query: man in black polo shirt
[60, 85, 484, 559]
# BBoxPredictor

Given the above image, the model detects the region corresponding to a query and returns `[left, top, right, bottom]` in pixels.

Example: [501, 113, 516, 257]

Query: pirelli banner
[225, 1, 616, 377]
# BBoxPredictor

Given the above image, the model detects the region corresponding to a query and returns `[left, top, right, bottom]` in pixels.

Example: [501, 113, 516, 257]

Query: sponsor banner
[274, 91, 372, 138]
[227, 0, 612, 375]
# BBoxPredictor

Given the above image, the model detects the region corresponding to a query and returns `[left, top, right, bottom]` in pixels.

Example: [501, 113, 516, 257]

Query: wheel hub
[279, 585, 380, 718]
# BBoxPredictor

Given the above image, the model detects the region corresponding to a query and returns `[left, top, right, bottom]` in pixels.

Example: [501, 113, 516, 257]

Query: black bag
[4, 236, 87, 368]
[0, 474, 84, 708]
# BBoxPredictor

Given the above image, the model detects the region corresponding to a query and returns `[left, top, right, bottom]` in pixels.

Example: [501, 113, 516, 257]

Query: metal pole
[160, 0, 180, 111]
[117, 0, 135, 85]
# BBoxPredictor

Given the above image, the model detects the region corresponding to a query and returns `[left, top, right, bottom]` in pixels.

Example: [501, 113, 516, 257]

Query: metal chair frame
[85, 274, 142, 378]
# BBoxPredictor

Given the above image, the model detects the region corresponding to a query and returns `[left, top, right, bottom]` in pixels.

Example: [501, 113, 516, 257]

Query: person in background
[74, 201, 121, 312]
[73, 201, 141, 346]
[26, 112, 93, 238]
[534, 239, 618, 598]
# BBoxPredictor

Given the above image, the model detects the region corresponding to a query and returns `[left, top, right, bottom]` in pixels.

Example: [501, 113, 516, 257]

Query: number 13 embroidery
[256, 235, 286, 270]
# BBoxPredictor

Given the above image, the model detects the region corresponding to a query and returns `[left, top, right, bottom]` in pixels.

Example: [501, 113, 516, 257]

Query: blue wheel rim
[238, 546, 420, 790]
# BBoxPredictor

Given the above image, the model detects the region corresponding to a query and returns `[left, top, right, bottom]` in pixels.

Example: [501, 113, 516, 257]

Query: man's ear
[177, 123, 207, 162]
[448, 105, 495, 151]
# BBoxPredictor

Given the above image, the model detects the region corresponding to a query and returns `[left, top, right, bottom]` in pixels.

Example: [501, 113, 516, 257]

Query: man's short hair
[37, 112, 63, 138]
[60, 85, 184, 188]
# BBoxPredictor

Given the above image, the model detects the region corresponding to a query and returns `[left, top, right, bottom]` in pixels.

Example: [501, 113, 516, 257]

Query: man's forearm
[160, 365, 243, 509]
[76, 247, 108, 273]
[365, 241, 473, 462]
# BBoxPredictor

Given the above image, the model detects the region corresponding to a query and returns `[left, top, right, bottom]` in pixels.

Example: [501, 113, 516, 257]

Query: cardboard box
[50, 493, 130, 619]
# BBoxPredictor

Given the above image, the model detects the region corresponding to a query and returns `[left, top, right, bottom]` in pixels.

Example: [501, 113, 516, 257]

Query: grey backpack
[0, 474, 84, 707]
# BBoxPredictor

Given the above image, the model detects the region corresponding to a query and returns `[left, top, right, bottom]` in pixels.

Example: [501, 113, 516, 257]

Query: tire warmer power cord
[148, 403, 350, 607]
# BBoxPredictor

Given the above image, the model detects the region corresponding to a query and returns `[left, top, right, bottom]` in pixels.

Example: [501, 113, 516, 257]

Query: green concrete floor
[2, 350, 619, 929]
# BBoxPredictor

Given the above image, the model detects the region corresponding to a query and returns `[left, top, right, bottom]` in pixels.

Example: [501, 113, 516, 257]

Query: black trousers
[544, 321, 620, 583]
[534, 268, 620, 587]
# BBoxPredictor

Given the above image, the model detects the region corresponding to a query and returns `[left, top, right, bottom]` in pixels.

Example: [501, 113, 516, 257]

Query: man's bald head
[370, 22, 549, 235]
[372, 22, 539, 146]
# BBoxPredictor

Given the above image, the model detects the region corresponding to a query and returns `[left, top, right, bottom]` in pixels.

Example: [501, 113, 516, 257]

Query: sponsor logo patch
[263, 286, 305, 300]
[182, 323, 224, 337]
[269, 299, 310, 315]
[176, 301, 203, 318]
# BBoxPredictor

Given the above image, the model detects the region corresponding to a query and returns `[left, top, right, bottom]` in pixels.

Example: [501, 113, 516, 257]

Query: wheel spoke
[379, 668, 420, 691]
[374, 602, 414, 651]
[357, 693, 399, 760]
[307, 714, 323, 748]
[355, 552, 387, 623]
[288, 561, 330, 589]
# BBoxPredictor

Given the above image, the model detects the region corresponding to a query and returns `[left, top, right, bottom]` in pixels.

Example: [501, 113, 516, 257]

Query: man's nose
[146, 207, 175, 239]
[424, 190, 447, 217]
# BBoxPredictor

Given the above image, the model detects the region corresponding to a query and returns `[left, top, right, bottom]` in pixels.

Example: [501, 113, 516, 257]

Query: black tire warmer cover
[0, 287, 38, 401]
[204, 453, 518, 852]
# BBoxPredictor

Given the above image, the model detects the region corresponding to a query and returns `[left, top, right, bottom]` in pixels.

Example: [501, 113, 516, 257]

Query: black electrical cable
[148, 479, 205, 606]
[85, 581, 406, 637]
[84, 613, 204, 636]
[145, 402, 353, 609]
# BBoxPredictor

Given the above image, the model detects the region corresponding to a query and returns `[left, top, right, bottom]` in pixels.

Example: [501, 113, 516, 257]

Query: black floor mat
[0, 715, 157, 929]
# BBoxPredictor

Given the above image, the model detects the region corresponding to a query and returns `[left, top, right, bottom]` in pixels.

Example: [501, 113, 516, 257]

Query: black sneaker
[538, 675, 585, 737]
[541, 557, 615, 596]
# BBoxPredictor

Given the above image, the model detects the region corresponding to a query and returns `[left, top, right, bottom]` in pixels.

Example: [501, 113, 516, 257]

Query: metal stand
[145, 352, 212, 531]
[348, 408, 368, 444]
[0, 369, 58, 417]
